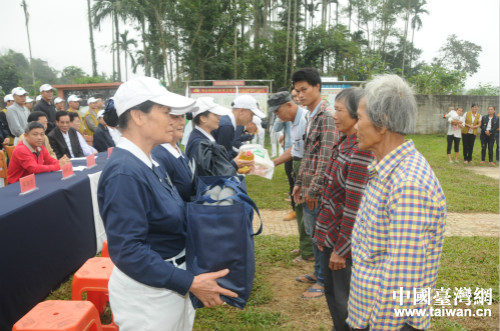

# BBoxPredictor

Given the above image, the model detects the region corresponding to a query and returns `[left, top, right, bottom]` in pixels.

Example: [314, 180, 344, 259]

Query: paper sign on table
[86, 154, 96, 169]
[19, 174, 38, 195]
[61, 162, 75, 180]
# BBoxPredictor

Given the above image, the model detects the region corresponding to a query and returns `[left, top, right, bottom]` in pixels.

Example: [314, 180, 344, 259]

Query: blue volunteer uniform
[98, 139, 194, 295]
[152, 143, 194, 202]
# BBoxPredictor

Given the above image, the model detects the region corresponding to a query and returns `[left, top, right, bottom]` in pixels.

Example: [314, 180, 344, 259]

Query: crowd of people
[0, 84, 121, 183]
[2, 70, 449, 331]
[444, 104, 499, 164]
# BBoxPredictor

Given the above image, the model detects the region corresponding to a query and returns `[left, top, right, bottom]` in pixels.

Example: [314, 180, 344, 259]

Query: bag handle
[198, 191, 263, 236]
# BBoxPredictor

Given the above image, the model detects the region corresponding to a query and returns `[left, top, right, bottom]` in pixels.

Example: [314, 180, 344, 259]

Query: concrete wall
[415, 95, 499, 134]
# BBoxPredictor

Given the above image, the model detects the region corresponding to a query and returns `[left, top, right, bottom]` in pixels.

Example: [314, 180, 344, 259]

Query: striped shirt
[295, 100, 339, 199]
[313, 133, 374, 257]
[347, 140, 447, 331]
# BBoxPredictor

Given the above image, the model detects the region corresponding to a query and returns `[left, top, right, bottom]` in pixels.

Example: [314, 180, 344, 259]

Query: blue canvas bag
[186, 175, 262, 309]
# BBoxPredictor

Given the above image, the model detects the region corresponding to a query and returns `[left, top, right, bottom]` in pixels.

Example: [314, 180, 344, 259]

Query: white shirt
[62, 131, 74, 158]
[108, 127, 122, 145]
[76, 131, 97, 156]
[486, 117, 493, 131]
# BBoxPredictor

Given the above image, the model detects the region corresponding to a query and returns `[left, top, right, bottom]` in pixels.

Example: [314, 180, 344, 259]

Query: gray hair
[364, 74, 416, 135]
[25, 121, 45, 133]
[335, 87, 364, 119]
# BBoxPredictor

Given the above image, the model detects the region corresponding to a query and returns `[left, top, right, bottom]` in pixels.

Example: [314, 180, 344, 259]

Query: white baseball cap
[4, 94, 14, 102]
[188, 97, 231, 117]
[67, 95, 81, 102]
[97, 110, 105, 119]
[26, 96, 34, 103]
[12, 87, 28, 96]
[87, 97, 98, 104]
[54, 97, 65, 104]
[113, 77, 195, 117]
[39, 84, 53, 92]
[36, 95, 42, 102]
[232, 94, 265, 118]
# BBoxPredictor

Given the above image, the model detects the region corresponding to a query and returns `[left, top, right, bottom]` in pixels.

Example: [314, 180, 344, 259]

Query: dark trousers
[462, 133, 476, 161]
[284, 159, 295, 210]
[351, 324, 423, 331]
[446, 135, 461, 154]
[496, 131, 499, 161]
[481, 134, 496, 162]
[323, 247, 351, 331]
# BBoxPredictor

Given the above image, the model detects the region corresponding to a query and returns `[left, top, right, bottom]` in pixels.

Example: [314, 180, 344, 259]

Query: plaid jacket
[347, 140, 447, 331]
[313, 133, 374, 258]
[295, 100, 339, 199]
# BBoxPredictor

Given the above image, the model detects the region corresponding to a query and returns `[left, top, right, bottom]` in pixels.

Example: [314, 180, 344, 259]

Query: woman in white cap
[151, 107, 193, 202]
[185, 97, 253, 171]
[98, 77, 237, 331]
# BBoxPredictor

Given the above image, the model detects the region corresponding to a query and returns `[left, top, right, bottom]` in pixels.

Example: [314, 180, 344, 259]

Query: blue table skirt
[0, 153, 108, 330]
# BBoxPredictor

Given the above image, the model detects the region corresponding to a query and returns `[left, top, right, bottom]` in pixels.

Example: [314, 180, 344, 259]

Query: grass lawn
[45, 134, 498, 330]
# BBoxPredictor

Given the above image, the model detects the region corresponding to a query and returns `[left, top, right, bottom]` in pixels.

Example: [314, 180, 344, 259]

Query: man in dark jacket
[93, 110, 115, 152]
[34, 84, 57, 133]
[48, 111, 84, 159]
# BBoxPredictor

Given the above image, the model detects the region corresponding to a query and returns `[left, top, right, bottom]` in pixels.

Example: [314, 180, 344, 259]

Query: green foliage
[409, 65, 466, 95]
[59, 66, 87, 84]
[467, 83, 500, 96]
[433, 34, 482, 76]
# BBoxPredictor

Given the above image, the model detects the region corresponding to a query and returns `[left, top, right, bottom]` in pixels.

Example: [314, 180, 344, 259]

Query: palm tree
[118, 30, 137, 81]
[21, 0, 36, 87]
[92, 0, 124, 81]
[409, 0, 428, 74]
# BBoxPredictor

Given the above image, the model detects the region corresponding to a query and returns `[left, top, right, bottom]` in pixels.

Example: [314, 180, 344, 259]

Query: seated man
[19, 111, 57, 159]
[8, 122, 70, 183]
[48, 111, 84, 159]
[68, 112, 97, 156]
[93, 110, 116, 152]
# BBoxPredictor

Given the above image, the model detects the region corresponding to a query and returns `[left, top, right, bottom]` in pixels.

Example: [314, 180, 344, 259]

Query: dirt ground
[255, 210, 499, 238]
[259, 264, 499, 331]
[253, 206, 499, 330]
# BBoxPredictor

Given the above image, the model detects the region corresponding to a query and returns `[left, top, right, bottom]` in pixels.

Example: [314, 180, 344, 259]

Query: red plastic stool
[101, 241, 109, 258]
[71, 257, 118, 330]
[12, 300, 103, 331]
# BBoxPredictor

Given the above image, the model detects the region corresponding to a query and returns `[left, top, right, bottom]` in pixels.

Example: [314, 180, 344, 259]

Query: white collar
[161, 143, 181, 158]
[195, 126, 215, 141]
[117, 137, 159, 169]
[21, 140, 41, 153]
[228, 112, 237, 130]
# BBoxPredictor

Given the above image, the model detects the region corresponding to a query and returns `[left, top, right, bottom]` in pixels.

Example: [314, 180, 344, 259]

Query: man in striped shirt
[347, 75, 447, 331]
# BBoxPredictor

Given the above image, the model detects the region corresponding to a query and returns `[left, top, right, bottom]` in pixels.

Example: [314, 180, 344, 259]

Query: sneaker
[464, 161, 468, 164]
[449, 160, 453, 163]
[282, 211, 296, 221]
[490, 162, 496, 165]
[455, 160, 459, 163]
[480, 161, 485, 164]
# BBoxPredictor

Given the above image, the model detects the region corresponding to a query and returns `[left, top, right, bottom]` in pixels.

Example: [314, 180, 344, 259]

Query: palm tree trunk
[291, 0, 297, 78]
[21, 0, 35, 87]
[401, 0, 411, 77]
[112, 21, 116, 80]
[87, 0, 98, 76]
[141, 19, 150, 76]
[283, 0, 292, 87]
[114, 11, 122, 81]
